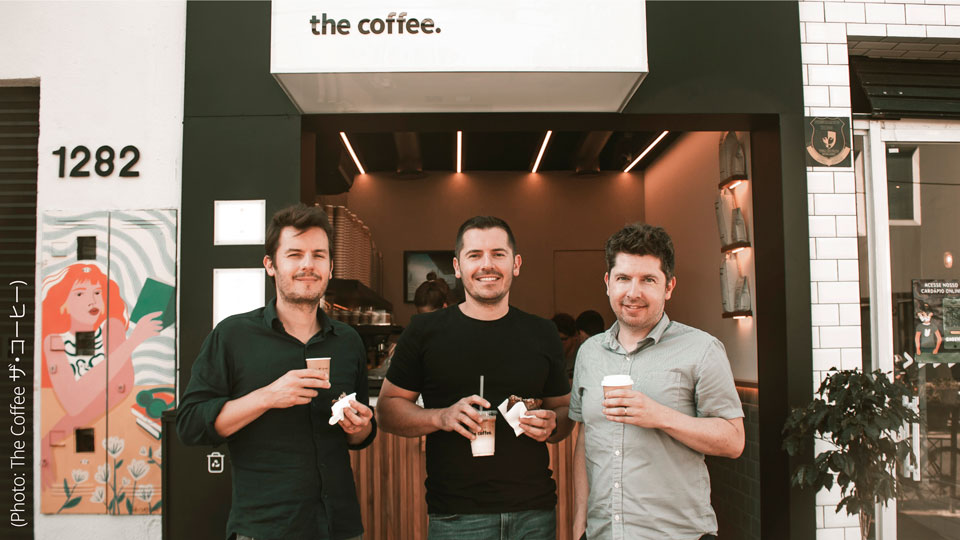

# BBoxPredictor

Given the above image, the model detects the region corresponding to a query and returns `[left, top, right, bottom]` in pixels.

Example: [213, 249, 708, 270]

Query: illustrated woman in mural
[40, 263, 163, 488]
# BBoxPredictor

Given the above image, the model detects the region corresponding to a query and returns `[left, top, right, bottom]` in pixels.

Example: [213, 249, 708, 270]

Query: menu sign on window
[912, 279, 960, 363]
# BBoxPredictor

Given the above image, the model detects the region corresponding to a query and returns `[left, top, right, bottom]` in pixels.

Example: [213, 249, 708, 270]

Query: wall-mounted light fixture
[946, 251, 954, 269]
[624, 130, 669, 173]
[531, 130, 553, 173]
[339, 132, 365, 175]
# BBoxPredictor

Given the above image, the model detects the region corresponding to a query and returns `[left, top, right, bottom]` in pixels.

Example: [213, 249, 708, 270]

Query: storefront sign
[912, 279, 960, 363]
[271, 0, 648, 113]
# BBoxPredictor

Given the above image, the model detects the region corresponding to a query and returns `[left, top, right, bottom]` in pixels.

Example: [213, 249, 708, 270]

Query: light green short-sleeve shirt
[569, 314, 743, 540]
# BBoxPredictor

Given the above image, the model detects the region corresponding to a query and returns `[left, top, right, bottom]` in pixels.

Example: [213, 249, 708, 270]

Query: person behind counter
[551, 312, 579, 378]
[177, 203, 375, 540]
[414, 277, 449, 314]
[570, 223, 744, 540]
[376, 215, 573, 540]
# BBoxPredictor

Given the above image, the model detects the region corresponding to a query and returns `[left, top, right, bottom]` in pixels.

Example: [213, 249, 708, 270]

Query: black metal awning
[850, 56, 960, 119]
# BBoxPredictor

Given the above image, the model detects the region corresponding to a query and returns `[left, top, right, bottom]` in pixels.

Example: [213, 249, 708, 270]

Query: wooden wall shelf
[721, 241, 751, 254]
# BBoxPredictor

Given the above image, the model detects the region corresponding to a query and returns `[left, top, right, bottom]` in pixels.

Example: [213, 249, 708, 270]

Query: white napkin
[329, 392, 358, 425]
[497, 398, 528, 437]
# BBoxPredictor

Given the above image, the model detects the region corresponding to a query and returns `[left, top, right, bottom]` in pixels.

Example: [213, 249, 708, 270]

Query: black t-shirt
[386, 305, 570, 515]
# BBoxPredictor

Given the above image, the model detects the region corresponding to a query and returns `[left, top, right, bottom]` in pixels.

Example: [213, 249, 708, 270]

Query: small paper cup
[306, 357, 331, 380]
[470, 410, 497, 457]
[601, 374, 634, 398]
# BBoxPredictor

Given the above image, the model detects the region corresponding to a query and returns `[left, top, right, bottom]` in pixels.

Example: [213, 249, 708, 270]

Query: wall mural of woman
[40, 210, 176, 515]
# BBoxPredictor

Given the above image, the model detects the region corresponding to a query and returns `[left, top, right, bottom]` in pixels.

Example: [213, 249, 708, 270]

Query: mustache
[293, 271, 323, 279]
[472, 271, 503, 279]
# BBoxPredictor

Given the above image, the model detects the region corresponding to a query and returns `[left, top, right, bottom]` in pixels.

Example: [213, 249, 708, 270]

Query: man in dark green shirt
[177, 204, 375, 540]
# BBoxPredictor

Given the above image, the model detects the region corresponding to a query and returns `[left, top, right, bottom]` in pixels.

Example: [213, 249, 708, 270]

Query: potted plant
[782, 369, 918, 540]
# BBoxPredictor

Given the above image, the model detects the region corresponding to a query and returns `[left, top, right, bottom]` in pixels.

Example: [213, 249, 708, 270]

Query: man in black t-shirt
[378, 216, 573, 540]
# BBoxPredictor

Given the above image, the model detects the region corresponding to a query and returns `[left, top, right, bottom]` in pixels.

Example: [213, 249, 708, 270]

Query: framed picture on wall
[403, 250, 460, 303]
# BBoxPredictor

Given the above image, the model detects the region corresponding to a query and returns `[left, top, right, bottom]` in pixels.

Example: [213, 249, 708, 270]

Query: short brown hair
[604, 223, 675, 280]
[265, 204, 335, 261]
[454, 216, 517, 258]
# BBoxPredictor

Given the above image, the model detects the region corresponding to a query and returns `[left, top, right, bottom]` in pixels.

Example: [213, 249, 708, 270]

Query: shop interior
[298, 114, 764, 538]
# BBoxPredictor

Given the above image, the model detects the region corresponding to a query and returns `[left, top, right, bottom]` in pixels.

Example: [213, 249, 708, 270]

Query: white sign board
[271, 0, 648, 113]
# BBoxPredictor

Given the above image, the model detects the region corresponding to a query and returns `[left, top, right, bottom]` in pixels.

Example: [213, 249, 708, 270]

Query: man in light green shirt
[570, 223, 744, 540]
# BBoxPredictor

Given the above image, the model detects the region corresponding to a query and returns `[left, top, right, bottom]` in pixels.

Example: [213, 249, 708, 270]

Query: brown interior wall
[644, 131, 759, 382]
[337, 171, 645, 326]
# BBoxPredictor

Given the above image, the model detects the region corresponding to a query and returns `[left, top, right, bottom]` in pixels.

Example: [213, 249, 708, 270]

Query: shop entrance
[856, 120, 960, 540]
[300, 113, 768, 540]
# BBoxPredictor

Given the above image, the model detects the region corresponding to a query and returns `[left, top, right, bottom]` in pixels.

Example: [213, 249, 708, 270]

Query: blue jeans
[428, 508, 556, 540]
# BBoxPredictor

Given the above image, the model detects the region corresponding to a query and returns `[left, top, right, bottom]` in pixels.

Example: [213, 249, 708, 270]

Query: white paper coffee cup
[602, 374, 634, 397]
[470, 410, 497, 457]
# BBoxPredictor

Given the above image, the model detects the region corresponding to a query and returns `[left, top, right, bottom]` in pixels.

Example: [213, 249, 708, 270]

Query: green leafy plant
[782, 369, 918, 540]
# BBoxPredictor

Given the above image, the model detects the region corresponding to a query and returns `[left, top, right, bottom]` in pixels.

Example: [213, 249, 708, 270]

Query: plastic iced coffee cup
[602, 374, 634, 398]
[306, 357, 331, 379]
[470, 410, 497, 457]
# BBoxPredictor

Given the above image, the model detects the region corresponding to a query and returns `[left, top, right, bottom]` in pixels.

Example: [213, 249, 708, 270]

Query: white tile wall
[808, 171, 838, 193]
[824, 506, 861, 528]
[866, 3, 906, 24]
[836, 215, 858, 236]
[948, 6, 960, 24]
[817, 528, 845, 540]
[817, 237, 859, 259]
[820, 325, 862, 347]
[811, 259, 839, 281]
[826, 2, 867, 23]
[803, 42, 831, 63]
[834, 171, 856, 193]
[906, 4, 946, 24]
[814, 347, 843, 370]
[816, 482, 844, 505]
[812, 303, 841, 325]
[806, 22, 851, 42]
[837, 260, 860, 281]
[841, 347, 864, 369]
[811, 216, 838, 237]
[806, 85, 833, 106]
[801, 1, 827, 22]
[847, 22, 887, 35]
[808, 64, 851, 85]
[839, 303, 861, 325]
[843, 527, 863, 540]
[814, 194, 857, 216]
[886, 23, 929, 36]
[927, 24, 960, 36]
[819, 281, 860, 303]
[801, 2, 960, 535]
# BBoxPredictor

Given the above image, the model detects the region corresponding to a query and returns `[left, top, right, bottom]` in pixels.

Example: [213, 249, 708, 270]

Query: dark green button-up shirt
[176, 299, 375, 540]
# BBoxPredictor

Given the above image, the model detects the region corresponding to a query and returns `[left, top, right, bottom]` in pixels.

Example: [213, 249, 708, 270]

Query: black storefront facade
[171, 2, 813, 540]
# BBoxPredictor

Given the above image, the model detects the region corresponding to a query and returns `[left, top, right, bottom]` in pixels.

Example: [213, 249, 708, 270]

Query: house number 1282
[52, 145, 140, 178]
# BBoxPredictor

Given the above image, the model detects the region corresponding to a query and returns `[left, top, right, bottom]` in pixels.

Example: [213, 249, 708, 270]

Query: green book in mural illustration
[130, 278, 176, 329]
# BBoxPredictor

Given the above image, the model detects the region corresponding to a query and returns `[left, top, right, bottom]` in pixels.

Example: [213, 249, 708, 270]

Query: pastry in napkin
[498, 397, 540, 436]
[329, 392, 358, 425]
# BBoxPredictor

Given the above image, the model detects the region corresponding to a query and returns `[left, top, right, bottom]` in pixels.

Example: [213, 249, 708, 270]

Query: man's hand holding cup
[435, 395, 490, 441]
[262, 368, 330, 409]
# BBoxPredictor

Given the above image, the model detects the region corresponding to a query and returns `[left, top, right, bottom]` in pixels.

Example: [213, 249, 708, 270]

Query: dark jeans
[236, 534, 363, 540]
[428, 508, 556, 540]
[579, 534, 716, 540]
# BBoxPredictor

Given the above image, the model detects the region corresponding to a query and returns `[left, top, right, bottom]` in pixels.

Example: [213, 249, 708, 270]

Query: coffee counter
[349, 424, 581, 540]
